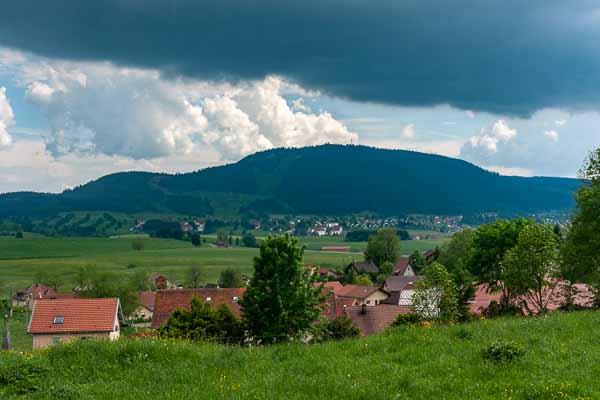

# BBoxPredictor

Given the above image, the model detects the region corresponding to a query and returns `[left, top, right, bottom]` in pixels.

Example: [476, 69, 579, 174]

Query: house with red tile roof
[132, 291, 156, 322]
[337, 285, 389, 306]
[344, 304, 412, 336]
[151, 288, 246, 328]
[12, 284, 57, 308]
[28, 298, 122, 349]
[393, 257, 415, 276]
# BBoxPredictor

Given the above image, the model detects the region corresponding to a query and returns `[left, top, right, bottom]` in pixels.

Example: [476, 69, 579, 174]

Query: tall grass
[1, 311, 599, 399]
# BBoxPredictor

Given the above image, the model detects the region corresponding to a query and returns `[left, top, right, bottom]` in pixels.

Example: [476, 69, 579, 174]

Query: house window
[52, 337, 61, 346]
[232, 296, 240, 302]
[53, 316, 64, 324]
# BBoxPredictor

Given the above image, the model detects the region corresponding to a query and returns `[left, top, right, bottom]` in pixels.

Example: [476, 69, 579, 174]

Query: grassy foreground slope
[2, 312, 600, 399]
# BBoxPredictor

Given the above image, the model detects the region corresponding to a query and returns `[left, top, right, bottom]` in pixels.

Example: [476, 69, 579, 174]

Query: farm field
[0, 235, 367, 294]
[1, 311, 599, 399]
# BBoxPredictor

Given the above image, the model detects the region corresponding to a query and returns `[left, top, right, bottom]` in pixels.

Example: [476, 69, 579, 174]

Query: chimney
[361, 303, 367, 315]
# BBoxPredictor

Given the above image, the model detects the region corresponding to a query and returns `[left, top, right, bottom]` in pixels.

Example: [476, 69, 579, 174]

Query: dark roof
[28, 298, 120, 334]
[347, 260, 379, 274]
[383, 275, 423, 292]
[151, 288, 246, 328]
[344, 304, 412, 336]
[393, 257, 411, 275]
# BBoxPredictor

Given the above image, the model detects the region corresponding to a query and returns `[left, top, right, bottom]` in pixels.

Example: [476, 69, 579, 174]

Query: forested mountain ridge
[0, 145, 580, 217]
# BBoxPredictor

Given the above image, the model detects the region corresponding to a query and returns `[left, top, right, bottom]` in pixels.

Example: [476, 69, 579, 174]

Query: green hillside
[1, 311, 599, 399]
[0, 145, 580, 218]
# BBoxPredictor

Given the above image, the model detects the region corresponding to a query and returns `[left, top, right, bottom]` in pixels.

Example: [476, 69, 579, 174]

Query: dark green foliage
[185, 266, 203, 288]
[504, 223, 559, 314]
[482, 340, 525, 363]
[314, 317, 359, 341]
[242, 231, 258, 247]
[0, 356, 48, 395]
[364, 228, 401, 267]
[218, 268, 242, 288]
[469, 218, 530, 299]
[77, 270, 139, 317]
[409, 250, 428, 274]
[14, 231, 23, 239]
[190, 233, 201, 246]
[438, 229, 476, 321]
[131, 237, 145, 251]
[159, 297, 243, 344]
[346, 229, 410, 242]
[241, 235, 323, 344]
[0, 145, 580, 219]
[391, 313, 421, 327]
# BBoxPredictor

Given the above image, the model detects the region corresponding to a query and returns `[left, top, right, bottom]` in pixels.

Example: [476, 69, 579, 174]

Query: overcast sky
[1, 1, 599, 193]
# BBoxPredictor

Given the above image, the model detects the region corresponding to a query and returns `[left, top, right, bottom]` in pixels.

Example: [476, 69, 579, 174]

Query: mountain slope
[0, 145, 580, 217]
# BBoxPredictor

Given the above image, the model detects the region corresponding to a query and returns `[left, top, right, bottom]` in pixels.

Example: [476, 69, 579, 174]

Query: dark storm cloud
[1, 0, 599, 115]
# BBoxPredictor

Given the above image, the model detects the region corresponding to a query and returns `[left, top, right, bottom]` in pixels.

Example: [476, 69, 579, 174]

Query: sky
[0, 1, 599, 193]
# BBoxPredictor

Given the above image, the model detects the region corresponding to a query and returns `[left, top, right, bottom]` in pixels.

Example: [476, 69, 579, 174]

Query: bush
[482, 340, 525, 363]
[131, 238, 145, 251]
[483, 300, 523, 318]
[0, 357, 49, 395]
[315, 317, 360, 341]
[391, 313, 420, 327]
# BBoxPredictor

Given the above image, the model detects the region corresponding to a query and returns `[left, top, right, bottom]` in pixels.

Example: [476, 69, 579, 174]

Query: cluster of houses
[308, 222, 344, 237]
[15, 250, 596, 349]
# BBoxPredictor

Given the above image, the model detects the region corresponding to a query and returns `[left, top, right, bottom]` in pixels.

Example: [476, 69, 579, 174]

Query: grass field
[0, 234, 445, 295]
[0, 236, 360, 294]
[1, 311, 599, 399]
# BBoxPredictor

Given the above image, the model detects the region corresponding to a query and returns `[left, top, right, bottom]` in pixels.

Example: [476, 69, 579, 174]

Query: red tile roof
[337, 285, 385, 300]
[28, 298, 120, 334]
[469, 281, 595, 315]
[320, 281, 344, 296]
[393, 257, 411, 275]
[151, 288, 246, 328]
[138, 291, 156, 311]
[344, 304, 412, 336]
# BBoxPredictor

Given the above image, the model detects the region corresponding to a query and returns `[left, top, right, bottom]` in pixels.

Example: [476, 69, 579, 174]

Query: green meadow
[2, 311, 599, 399]
[0, 234, 445, 295]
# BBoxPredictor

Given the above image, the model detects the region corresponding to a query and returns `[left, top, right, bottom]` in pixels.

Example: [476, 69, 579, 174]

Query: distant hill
[0, 145, 580, 218]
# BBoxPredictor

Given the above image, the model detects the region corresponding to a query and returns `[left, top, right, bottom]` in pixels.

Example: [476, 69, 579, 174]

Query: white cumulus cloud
[2, 49, 357, 161]
[0, 86, 14, 148]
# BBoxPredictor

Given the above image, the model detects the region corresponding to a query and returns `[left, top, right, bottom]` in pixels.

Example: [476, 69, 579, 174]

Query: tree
[352, 274, 373, 286]
[131, 238, 145, 251]
[78, 271, 139, 318]
[15, 231, 23, 239]
[191, 233, 202, 247]
[409, 250, 428, 274]
[503, 223, 559, 314]
[186, 266, 204, 288]
[469, 218, 530, 302]
[412, 262, 459, 323]
[241, 235, 323, 344]
[562, 147, 600, 300]
[129, 270, 151, 291]
[159, 297, 243, 343]
[242, 231, 258, 248]
[364, 228, 401, 267]
[218, 268, 242, 288]
[437, 229, 476, 320]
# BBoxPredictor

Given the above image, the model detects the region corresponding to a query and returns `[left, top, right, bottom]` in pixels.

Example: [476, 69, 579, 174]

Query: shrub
[0, 357, 49, 395]
[482, 340, 525, 363]
[131, 238, 145, 251]
[391, 313, 420, 327]
[315, 317, 360, 341]
[483, 300, 523, 318]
